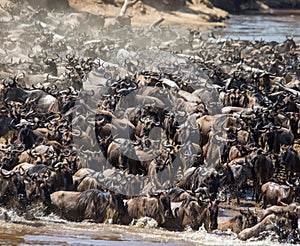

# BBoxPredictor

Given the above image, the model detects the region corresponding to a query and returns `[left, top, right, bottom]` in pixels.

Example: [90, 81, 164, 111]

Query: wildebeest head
[109, 192, 130, 224]
[192, 168, 224, 200]
[151, 191, 173, 221]
[276, 211, 299, 240]
[51, 162, 74, 192]
[175, 197, 214, 231]
[208, 199, 220, 230]
[0, 168, 27, 208]
[24, 171, 52, 208]
[160, 195, 173, 220]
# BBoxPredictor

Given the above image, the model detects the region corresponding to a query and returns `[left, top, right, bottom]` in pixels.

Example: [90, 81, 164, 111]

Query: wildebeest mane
[76, 189, 110, 222]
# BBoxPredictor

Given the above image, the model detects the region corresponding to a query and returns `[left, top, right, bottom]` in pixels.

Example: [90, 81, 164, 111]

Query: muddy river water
[0, 212, 294, 246]
[0, 206, 296, 245]
[1, 10, 300, 246]
[214, 10, 300, 42]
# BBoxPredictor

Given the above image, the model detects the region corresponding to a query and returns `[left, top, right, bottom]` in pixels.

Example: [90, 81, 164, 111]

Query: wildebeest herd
[0, 1, 300, 243]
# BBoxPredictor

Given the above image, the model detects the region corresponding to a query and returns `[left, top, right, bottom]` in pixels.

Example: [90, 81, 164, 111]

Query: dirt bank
[1, 0, 288, 30]
[0, 0, 229, 29]
[68, 0, 229, 29]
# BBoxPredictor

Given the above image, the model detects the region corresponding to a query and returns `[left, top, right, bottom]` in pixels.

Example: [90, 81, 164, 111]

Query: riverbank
[68, 0, 229, 29]
[1, 0, 298, 29]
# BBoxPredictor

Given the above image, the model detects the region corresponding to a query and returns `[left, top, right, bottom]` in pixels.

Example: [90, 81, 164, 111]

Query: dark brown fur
[218, 208, 258, 234]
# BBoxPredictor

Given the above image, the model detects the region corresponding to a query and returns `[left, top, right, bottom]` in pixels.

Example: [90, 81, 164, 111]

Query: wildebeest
[176, 167, 225, 200]
[0, 167, 27, 209]
[0, 115, 14, 139]
[248, 149, 275, 202]
[50, 189, 127, 223]
[218, 208, 258, 234]
[259, 126, 294, 153]
[258, 181, 295, 208]
[280, 146, 300, 180]
[259, 203, 299, 222]
[3, 82, 60, 113]
[173, 197, 220, 231]
[166, 187, 191, 202]
[76, 176, 106, 192]
[73, 167, 97, 179]
[26, 163, 74, 194]
[126, 193, 173, 226]
[225, 157, 253, 204]
[238, 211, 298, 241]
[95, 109, 136, 140]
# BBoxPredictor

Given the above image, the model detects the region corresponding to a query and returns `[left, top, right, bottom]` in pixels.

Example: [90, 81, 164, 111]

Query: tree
[119, 0, 140, 16]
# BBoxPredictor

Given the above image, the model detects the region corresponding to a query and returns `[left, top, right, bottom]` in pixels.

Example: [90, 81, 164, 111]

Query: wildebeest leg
[121, 155, 128, 170]
[274, 157, 280, 176]
[224, 188, 232, 205]
[104, 208, 115, 224]
[227, 187, 239, 205]
[253, 181, 260, 203]
[262, 198, 267, 209]
[231, 186, 240, 205]
[236, 190, 241, 205]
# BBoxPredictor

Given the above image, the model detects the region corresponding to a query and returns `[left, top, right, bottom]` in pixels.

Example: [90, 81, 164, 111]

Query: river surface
[0, 211, 293, 246]
[1, 10, 300, 246]
[213, 9, 300, 43]
[0, 205, 296, 246]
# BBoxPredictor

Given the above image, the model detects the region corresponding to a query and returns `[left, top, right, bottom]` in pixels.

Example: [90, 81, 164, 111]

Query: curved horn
[163, 140, 174, 148]
[12, 144, 25, 153]
[154, 121, 161, 126]
[18, 166, 25, 176]
[0, 168, 13, 178]
[177, 111, 187, 117]
[53, 162, 64, 169]
[95, 117, 105, 125]
[214, 134, 235, 142]
[72, 128, 82, 137]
